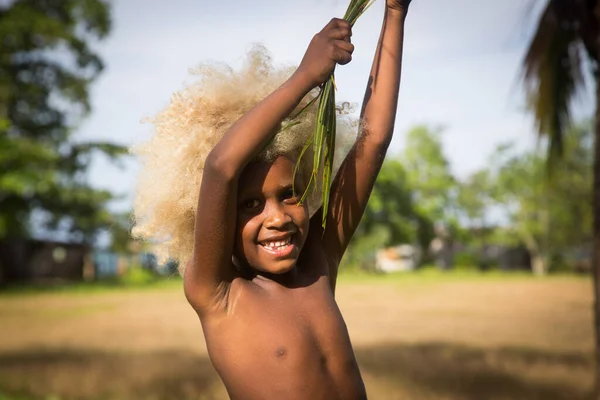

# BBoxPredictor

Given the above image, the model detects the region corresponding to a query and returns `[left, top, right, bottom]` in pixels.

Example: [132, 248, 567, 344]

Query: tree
[490, 124, 593, 275]
[494, 145, 549, 274]
[402, 125, 457, 225]
[402, 125, 459, 267]
[0, 0, 127, 243]
[522, 0, 599, 394]
[345, 158, 433, 269]
[458, 170, 492, 229]
[457, 170, 494, 267]
[109, 212, 136, 255]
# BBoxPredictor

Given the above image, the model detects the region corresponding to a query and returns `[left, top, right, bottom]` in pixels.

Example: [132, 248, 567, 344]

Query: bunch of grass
[292, 0, 376, 229]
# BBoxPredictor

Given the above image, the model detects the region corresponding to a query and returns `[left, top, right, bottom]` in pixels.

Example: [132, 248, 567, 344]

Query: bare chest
[201, 276, 365, 399]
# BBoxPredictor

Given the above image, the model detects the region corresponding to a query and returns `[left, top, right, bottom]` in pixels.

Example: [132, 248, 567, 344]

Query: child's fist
[386, 0, 412, 11]
[297, 18, 354, 88]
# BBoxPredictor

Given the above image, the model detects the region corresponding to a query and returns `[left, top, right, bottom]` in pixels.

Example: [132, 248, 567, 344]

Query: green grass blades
[293, 0, 375, 230]
[344, 0, 376, 26]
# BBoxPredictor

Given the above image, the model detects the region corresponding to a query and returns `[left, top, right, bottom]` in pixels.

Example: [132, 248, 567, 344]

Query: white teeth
[262, 237, 292, 250]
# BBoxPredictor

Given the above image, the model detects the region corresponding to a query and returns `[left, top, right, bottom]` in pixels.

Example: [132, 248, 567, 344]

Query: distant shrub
[453, 252, 479, 270]
[119, 266, 157, 285]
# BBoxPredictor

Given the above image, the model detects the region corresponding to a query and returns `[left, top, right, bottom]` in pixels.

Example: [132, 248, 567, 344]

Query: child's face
[234, 155, 309, 275]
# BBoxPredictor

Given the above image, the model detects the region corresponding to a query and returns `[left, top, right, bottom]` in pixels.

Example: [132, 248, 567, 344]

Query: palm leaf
[292, 0, 375, 229]
[522, 0, 588, 165]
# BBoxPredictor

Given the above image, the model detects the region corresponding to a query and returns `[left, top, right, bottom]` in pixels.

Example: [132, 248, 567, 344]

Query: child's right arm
[184, 19, 355, 315]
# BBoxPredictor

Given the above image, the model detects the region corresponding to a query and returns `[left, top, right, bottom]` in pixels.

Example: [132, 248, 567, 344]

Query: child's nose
[264, 203, 292, 229]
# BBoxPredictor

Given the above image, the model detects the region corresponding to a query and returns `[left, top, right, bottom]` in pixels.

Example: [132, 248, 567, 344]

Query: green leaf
[290, 0, 376, 230]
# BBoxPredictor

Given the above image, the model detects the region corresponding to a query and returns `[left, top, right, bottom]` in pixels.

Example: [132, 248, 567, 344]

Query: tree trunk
[531, 253, 548, 276]
[521, 229, 548, 275]
[594, 64, 600, 400]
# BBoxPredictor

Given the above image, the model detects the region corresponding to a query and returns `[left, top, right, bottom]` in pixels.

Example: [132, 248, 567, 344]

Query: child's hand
[296, 18, 354, 88]
[386, 0, 412, 12]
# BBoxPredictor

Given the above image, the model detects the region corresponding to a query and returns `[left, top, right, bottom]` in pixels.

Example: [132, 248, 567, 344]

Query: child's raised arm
[184, 19, 355, 314]
[318, 1, 412, 291]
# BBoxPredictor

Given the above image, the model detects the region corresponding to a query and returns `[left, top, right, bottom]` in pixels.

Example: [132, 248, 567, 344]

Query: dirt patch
[0, 277, 593, 399]
[0, 343, 591, 400]
[0, 349, 225, 400]
[356, 342, 592, 400]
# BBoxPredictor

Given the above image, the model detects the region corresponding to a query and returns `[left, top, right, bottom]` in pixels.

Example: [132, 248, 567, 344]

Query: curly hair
[131, 44, 357, 273]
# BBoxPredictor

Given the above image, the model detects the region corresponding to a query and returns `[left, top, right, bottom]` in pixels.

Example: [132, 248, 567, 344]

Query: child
[133, 1, 412, 398]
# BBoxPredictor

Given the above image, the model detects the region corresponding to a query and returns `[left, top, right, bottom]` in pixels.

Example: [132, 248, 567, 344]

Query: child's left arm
[317, 1, 412, 291]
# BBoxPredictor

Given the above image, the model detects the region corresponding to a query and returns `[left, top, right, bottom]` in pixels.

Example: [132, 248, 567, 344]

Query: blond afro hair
[132, 45, 357, 271]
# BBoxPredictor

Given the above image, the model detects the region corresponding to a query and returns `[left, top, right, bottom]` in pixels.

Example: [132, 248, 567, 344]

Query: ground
[0, 271, 594, 400]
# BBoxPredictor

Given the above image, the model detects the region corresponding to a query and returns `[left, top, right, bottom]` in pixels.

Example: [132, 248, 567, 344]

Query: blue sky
[75, 0, 592, 211]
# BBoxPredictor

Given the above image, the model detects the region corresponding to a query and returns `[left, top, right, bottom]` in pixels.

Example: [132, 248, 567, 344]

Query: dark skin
[185, 2, 411, 399]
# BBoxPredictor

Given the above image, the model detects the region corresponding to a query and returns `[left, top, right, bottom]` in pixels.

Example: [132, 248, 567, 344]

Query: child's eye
[282, 188, 298, 204]
[242, 199, 261, 210]
[283, 188, 295, 199]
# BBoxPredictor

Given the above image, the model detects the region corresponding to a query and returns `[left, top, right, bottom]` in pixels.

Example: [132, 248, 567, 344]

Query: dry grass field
[0, 272, 594, 400]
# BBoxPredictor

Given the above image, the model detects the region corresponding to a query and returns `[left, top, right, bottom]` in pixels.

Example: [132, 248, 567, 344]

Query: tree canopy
[0, 0, 127, 243]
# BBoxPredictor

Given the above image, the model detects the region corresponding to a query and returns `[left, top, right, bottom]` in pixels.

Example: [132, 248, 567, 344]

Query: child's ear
[232, 255, 244, 272]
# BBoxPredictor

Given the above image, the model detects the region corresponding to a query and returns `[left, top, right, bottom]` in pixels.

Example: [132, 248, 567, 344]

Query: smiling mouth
[259, 235, 295, 257]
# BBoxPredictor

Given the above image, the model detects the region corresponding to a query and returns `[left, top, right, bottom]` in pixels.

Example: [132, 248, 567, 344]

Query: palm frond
[522, 0, 590, 165]
[292, 0, 375, 229]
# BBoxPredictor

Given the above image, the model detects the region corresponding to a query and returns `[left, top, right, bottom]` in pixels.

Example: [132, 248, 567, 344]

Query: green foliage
[343, 121, 592, 274]
[344, 126, 464, 269]
[453, 251, 479, 269]
[488, 122, 593, 272]
[521, 0, 595, 163]
[345, 157, 435, 268]
[119, 266, 157, 286]
[294, 0, 374, 229]
[458, 170, 492, 228]
[360, 160, 416, 243]
[109, 211, 135, 254]
[402, 126, 458, 224]
[0, 0, 127, 243]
